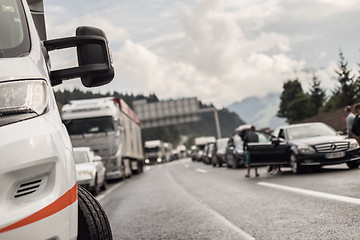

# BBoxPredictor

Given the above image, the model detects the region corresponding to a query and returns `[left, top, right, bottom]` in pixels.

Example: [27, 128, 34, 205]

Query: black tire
[290, 153, 302, 174]
[91, 175, 100, 196]
[78, 185, 112, 240]
[219, 161, 223, 167]
[101, 176, 107, 191]
[120, 166, 125, 181]
[226, 156, 231, 168]
[347, 161, 360, 169]
[212, 156, 217, 167]
[232, 159, 239, 169]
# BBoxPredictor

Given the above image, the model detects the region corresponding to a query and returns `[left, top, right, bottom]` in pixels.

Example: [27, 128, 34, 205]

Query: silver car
[74, 147, 107, 195]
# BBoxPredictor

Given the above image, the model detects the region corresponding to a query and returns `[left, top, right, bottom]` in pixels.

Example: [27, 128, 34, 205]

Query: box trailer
[62, 97, 144, 180]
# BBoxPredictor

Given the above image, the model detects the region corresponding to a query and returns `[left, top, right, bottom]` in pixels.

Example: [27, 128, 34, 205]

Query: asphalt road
[99, 158, 360, 240]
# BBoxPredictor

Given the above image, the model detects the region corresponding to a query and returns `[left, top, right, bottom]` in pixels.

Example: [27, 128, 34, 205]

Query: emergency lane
[98, 158, 360, 240]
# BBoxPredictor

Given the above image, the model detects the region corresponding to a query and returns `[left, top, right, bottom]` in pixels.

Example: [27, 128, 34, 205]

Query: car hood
[289, 135, 348, 146]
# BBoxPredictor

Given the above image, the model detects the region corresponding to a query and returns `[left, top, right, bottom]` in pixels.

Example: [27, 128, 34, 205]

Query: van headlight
[349, 139, 359, 150]
[0, 80, 49, 126]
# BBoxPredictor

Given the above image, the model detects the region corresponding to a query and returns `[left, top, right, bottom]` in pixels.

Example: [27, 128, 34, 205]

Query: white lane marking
[96, 181, 124, 201]
[258, 182, 360, 205]
[167, 171, 255, 240]
[196, 168, 207, 174]
[184, 164, 189, 168]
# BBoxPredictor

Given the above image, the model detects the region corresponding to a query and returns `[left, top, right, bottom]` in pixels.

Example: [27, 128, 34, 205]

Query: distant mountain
[227, 93, 287, 130]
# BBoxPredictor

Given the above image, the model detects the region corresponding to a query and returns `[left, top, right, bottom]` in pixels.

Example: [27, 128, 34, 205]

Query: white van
[0, 0, 113, 239]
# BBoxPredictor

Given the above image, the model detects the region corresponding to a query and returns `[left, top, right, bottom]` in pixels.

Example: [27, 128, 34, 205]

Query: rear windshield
[63, 116, 115, 135]
[74, 150, 90, 164]
[0, 0, 30, 57]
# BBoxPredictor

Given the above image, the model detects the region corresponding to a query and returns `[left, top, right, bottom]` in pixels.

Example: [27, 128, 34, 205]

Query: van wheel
[78, 185, 112, 240]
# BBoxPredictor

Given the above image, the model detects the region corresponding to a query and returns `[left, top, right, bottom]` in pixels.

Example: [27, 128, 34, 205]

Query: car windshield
[74, 150, 90, 164]
[63, 116, 115, 135]
[286, 124, 337, 140]
[0, 0, 30, 57]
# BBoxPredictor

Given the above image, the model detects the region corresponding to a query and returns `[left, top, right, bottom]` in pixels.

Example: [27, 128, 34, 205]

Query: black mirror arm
[44, 36, 111, 86]
[44, 36, 107, 52]
[50, 64, 110, 85]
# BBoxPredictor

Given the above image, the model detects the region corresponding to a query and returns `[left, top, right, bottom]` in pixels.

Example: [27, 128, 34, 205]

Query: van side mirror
[44, 26, 114, 87]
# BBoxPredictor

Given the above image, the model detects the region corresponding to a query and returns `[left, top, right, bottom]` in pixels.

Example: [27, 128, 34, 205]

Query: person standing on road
[243, 126, 259, 178]
[351, 103, 360, 143]
[345, 105, 355, 138]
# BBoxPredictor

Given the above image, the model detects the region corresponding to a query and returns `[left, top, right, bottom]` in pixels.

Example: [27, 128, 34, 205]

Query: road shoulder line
[258, 182, 360, 205]
[96, 181, 124, 201]
[167, 171, 255, 240]
[195, 168, 207, 173]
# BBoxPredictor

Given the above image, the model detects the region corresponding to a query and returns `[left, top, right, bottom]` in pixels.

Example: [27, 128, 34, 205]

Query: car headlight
[145, 159, 150, 164]
[298, 146, 315, 154]
[0, 80, 49, 126]
[157, 158, 162, 163]
[77, 170, 93, 178]
[349, 139, 359, 150]
[236, 149, 244, 155]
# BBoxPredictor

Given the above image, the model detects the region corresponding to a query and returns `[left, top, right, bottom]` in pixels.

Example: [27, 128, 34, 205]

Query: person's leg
[245, 165, 250, 177]
[255, 167, 259, 177]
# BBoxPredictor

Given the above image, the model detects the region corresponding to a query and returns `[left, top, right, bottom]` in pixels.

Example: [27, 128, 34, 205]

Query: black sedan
[246, 122, 360, 173]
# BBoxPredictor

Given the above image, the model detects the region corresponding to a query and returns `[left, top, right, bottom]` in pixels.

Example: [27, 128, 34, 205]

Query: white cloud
[47, 0, 360, 107]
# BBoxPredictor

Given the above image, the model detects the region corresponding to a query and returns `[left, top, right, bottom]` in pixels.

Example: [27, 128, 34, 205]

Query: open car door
[246, 131, 290, 166]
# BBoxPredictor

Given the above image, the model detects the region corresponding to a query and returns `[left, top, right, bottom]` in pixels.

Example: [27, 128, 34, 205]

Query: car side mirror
[44, 26, 114, 87]
[93, 155, 102, 162]
[271, 138, 280, 146]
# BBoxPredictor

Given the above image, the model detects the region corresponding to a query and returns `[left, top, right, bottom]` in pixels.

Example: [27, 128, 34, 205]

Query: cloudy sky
[44, 0, 360, 108]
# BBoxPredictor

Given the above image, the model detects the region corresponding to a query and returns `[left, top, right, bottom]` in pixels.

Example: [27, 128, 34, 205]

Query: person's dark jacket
[352, 115, 360, 137]
[243, 130, 259, 151]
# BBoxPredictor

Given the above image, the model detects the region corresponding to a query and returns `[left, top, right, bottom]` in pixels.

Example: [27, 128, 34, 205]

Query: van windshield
[0, 0, 30, 57]
[63, 116, 115, 135]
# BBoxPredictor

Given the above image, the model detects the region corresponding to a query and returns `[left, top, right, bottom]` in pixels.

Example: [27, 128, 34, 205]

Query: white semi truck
[0, 0, 113, 239]
[61, 97, 144, 179]
[144, 140, 167, 164]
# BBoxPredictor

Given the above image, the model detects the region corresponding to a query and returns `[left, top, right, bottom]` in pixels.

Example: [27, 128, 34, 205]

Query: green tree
[277, 79, 303, 118]
[286, 93, 313, 123]
[308, 73, 326, 116]
[277, 79, 315, 123]
[323, 50, 359, 111]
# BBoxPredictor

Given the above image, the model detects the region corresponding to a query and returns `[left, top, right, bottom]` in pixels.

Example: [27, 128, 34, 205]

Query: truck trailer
[61, 97, 144, 180]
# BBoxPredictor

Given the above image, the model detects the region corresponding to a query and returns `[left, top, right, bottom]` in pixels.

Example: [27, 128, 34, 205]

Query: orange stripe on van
[0, 183, 77, 234]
